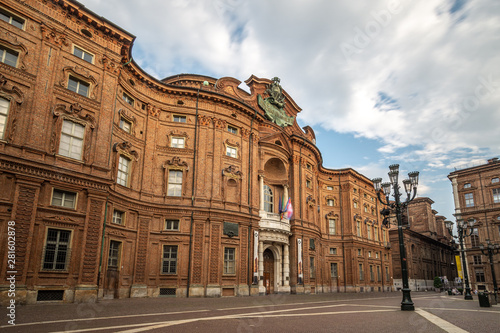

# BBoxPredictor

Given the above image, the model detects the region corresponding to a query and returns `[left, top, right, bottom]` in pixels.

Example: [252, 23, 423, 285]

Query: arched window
[264, 185, 273, 213]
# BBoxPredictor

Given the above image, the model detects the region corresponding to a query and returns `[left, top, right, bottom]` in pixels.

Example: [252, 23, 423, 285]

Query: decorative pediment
[163, 156, 189, 170]
[60, 65, 99, 99]
[223, 165, 242, 179]
[40, 23, 70, 47]
[0, 74, 24, 104]
[306, 195, 316, 207]
[53, 103, 96, 128]
[325, 212, 339, 219]
[113, 141, 139, 160]
[0, 31, 29, 70]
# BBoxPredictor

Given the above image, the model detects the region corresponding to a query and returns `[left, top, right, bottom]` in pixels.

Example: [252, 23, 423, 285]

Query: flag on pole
[284, 198, 293, 219]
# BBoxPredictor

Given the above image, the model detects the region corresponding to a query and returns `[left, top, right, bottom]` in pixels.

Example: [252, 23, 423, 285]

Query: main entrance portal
[263, 249, 274, 294]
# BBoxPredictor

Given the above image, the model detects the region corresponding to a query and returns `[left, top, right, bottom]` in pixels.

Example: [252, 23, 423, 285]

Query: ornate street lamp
[372, 164, 419, 311]
[445, 218, 475, 300]
[479, 239, 500, 302]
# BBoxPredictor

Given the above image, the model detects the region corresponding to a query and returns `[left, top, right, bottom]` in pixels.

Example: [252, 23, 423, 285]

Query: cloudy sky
[82, 0, 499, 222]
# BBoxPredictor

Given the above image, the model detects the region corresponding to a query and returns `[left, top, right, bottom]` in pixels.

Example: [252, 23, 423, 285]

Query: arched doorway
[263, 249, 274, 294]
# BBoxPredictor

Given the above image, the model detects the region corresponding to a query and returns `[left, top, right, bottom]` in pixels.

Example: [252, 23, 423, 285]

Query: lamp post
[445, 218, 475, 300]
[479, 239, 500, 302]
[372, 164, 419, 311]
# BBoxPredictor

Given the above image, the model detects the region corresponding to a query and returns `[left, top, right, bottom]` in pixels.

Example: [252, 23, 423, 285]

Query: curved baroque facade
[0, 0, 393, 304]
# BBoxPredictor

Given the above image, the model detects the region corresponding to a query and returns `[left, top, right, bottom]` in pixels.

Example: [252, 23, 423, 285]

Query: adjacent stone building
[0, 0, 394, 304]
[448, 158, 500, 292]
[389, 197, 457, 291]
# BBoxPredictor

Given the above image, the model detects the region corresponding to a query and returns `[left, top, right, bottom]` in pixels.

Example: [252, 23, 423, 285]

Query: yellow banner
[455, 255, 463, 279]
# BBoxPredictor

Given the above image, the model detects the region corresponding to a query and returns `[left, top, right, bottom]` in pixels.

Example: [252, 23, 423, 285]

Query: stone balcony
[258, 211, 291, 235]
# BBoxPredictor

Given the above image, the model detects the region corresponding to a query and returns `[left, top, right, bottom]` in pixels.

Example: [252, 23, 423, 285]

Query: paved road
[2, 292, 499, 332]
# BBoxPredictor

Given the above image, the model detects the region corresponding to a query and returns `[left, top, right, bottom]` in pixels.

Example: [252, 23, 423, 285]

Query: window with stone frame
[117, 155, 131, 187]
[224, 247, 236, 275]
[473, 255, 482, 265]
[475, 268, 485, 282]
[165, 219, 179, 231]
[377, 266, 381, 281]
[357, 221, 362, 237]
[374, 226, 379, 241]
[327, 186, 333, 190]
[171, 136, 185, 148]
[42, 228, 71, 271]
[51, 189, 77, 209]
[112, 210, 124, 225]
[327, 198, 334, 206]
[119, 117, 132, 133]
[59, 119, 85, 160]
[464, 183, 471, 189]
[226, 145, 237, 158]
[73, 45, 94, 64]
[385, 266, 390, 281]
[329, 248, 337, 255]
[167, 170, 183, 196]
[67, 75, 90, 97]
[0, 96, 10, 139]
[464, 193, 474, 207]
[264, 185, 273, 213]
[162, 245, 178, 274]
[0, 45, 18, 67]
[328, 219, 336, 235]
[370, 265, 374, 281]
[470, 227, 480, 247]
[359, 263, 364, 280]
[227, 125, 238, 134]
[122, 92, 134, 106]
[0, 8, 25, 29]
[367, 224, 372, 239]
[492, 177, 499, 184]
[173, 115, 186, 123]
[493, 188, 500, 203]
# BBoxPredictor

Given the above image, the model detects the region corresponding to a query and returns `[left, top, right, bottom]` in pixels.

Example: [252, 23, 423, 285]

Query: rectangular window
[464, 193, 474, 207]
[385, 266, 390, 281]
[327, 199, 334, 206]
[310, 257, 315, 279]
[67, 76, 89, 97]
[108, 241, 120, 268]
[119, 118, 131, 133]
[357, 221, 361, 237]
[227, 125, 238, 134]
[73, 46, 93, 63]
[492, 178, 499, 184]
[112, 210, 124, 225]
[162, 245, 177, 274]
[165, 219, 179, 231]
[370, 265, 374, 281]
[328, 219, 336, 235]
[51, 189, 76, 209]
[367, 225, 372, 240]
[471, 228, 480, 247]
[122, 93, 134, 106]
[330, 263, 338, 278]
[224, 248, 236, 274]
[167, 170, 183, 196]
[493, 188, 500, 203]
[226, 146, 237, 158]
[374, 227, 379, 241]
[358, 249, 362, 256]
[327, 186, 333, 190]
[0, 97, 10, 139]
[0, 45, 18, 67]
[368, 251, 372, 258]
[171, 137, 185, 148]
[59, 120, 85, 159]
[0, 8, 24, 29]
[42, 229, 71, 270]
[473, 255, 482, 265]
[173, 115, 186, 123]
[475, 269, 485, 282]
[117, 155, 130, 187]
[329, 248, 337, 255]
[377, 266, 381, 281]
[306, 180, 312, 188]
[353, 201, 358, 208]
[359, 264, 364, 280]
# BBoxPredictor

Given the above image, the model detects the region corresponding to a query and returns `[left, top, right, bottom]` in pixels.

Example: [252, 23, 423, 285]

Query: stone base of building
[130, 285, 148, 298]
[291, 285, 305, 294]
[74, 285, 98, 303]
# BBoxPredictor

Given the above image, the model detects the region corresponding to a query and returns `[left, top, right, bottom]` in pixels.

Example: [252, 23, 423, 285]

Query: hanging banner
[298, 238, 303, 284]
[455, 255, 463, 279]
[253, 231, 259, 284]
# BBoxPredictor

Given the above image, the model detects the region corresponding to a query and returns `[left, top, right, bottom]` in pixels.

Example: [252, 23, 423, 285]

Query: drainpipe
[187, 84, 203, 297]
[96, 200, 108, 301]
[248, 108, 257, 289]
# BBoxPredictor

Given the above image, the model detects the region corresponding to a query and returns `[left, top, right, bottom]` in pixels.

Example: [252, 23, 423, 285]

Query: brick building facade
[0, 0, 393, 304]
[388, 197, 457, 291]
[448, 158, 500, 292]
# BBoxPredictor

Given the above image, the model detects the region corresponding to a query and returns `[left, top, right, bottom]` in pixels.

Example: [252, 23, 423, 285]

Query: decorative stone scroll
[0, 31, 29, 70]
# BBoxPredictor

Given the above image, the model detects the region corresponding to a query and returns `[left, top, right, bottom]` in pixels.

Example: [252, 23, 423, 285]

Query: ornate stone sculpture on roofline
[257, 77, 294, 127]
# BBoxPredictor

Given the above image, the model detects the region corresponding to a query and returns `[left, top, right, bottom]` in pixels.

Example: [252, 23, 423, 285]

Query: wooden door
[263, 249, 274, 294]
